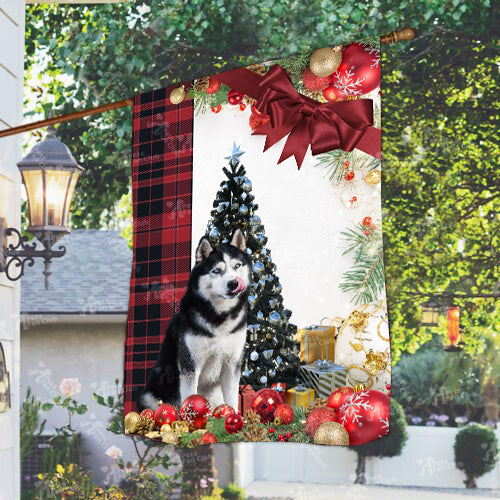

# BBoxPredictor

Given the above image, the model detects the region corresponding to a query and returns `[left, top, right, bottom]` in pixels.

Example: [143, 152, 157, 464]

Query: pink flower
[200, 478, 208, 489]
[59, 378, 81, 398]
[105, 445, 123, 460]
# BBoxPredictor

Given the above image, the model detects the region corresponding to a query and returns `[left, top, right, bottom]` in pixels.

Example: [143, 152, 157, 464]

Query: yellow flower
[37, 473, 44, 480]
[56, 464, 65, 474]
[68, 463, 74, 474]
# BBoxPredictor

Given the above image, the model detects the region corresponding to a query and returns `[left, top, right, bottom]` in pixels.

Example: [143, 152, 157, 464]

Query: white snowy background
[192, 102, 387, 335]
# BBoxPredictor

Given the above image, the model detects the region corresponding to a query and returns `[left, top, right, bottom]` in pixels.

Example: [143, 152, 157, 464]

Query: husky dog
[138, 228, 251, 412]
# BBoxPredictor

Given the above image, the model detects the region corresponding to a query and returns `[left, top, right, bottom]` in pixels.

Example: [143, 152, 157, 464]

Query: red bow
[251, 65, 374, 168]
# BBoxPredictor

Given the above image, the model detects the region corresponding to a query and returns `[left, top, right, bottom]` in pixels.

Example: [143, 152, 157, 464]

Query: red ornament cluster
[305, 407, 337, 439]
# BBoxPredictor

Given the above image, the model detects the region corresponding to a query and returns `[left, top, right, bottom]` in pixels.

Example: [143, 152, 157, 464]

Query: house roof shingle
[21, 230, 132, 314]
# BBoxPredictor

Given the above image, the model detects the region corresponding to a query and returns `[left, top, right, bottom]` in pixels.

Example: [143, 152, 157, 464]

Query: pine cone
[247, 64, 268, 75]
[242, 424, 270, 442]
[305, 397, 328, 416]
[135, 416, 155, 435]
[243, 409, 261, 425]
[194, 76, 210, 92]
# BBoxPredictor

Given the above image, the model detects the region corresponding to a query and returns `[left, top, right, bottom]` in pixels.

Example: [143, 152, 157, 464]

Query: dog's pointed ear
[196, 237, 213, 263]
[229, 228, 246, 252]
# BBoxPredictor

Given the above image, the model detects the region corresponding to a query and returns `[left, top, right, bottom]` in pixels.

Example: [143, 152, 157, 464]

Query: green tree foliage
[382, 30, 499, 361]
[454, 423, 498, 488]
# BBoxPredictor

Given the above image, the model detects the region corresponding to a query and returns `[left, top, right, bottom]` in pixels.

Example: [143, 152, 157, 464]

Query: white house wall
[0, 1, 24, 499]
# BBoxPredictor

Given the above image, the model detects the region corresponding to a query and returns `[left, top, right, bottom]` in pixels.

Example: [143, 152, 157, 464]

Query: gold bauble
[314, 422, 350, 446]
[364, 349, 387, 375]
[309, 46, 342, 77]
[365, 170, 382, 186]
[160, 423, 172, 434]
[124, 412, 140, 434]
[162, 430, 179, 445]
[353, 383, 366, 393]
[170, 85, 185, 105]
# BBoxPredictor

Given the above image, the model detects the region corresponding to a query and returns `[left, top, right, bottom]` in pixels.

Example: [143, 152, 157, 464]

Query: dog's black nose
[227, 280, 238, 292]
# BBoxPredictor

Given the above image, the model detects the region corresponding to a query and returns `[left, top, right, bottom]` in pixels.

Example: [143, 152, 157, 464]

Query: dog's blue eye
[235, 263, 241, 269]
[212, 268, 221, 274]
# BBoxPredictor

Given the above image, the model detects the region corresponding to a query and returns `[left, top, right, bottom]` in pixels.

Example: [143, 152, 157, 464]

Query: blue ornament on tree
[242, 178, 252, 192]
[257, 311, 264, 321]
[209, 228, 220, 239]
[253, 261, 265, 273]
[239, 205, 249, 215]
[269, 311, 281, 325]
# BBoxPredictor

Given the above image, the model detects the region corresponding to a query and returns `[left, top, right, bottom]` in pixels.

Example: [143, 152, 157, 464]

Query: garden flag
[124, 38, 391, 447]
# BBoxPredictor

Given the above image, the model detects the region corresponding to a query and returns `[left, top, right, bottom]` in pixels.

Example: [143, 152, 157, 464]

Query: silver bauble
[253, 261, 265, 273]
[259, 375, 268, 384]
[243, 179, 252, 192]
[239, 205, 249, 215]
[269, 370, 276, 378]
[209, 228, 220, 239]
[257, 311, 264, 321]
[263, 349, 274, 360]
[250, 351, 259, 361]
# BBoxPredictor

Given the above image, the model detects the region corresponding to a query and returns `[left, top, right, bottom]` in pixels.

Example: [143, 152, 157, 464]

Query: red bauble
[239, 103, 247, 111]
[249, 114, 270, 132]
[251, 389, 283, 423]
[227, 89, 244, 105]
[364, 229, 371, 236]
[140, 408, 154, 420]
[338, 390, 390, 445]
[206, 77, 221, 94]
[331, 43, 380, 97]
[327, 386, 354, 412]
[154, 403, 178, 427]
[362, 216, 373, 227]
[201, 432, 218, 444]
[305, 407, 337, 439]
[224, 413, 244, 434]
[302, 66, 331, 91]
[344, 171, 355, 181]
[322, 84, 347, 102]
[179, 395, 212, 430]
[211, 105, 222, 113]
[212, 404, 235, 420]
[274, 403, 294, 425]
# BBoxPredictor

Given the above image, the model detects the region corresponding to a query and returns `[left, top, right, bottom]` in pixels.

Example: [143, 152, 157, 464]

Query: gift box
[298, 360, 347, 399]
[271, 382, 286, 396]
[285, 385, 315, 407]
[297, 318, 339, 363]
[238, 384, 255, 414]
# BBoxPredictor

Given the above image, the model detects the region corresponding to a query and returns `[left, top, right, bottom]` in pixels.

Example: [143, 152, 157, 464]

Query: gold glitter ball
[170, 86, 186, 105]
[171, 420, 190, 435]
[309, 46, 342, 77]
[365, 170, 382, 186]
[124, 411, 140, 434]
[364, 349, 387, 375]
[314, 421, 350, 446]
[160, 423, 172, 434]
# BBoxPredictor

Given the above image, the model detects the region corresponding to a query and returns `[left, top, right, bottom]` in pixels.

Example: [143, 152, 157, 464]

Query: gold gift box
[297, 320, 338, 363]
[285, 386, 315, 407]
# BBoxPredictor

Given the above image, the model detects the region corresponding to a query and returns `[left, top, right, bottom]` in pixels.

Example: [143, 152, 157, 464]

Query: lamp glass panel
[44, 169, 72, 226]
[21, 169, 44, 227]
[62, 171, 80, 226]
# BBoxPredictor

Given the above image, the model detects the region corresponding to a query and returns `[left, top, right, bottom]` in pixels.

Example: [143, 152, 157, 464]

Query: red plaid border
[124, 85, 194, 413]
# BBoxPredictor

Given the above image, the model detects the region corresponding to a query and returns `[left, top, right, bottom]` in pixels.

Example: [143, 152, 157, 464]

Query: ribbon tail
[354, 126, 381, 159]
[278, 120, 310, 169]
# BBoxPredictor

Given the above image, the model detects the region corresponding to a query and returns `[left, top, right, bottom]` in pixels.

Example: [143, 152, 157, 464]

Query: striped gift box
[298, 361, 347, 399]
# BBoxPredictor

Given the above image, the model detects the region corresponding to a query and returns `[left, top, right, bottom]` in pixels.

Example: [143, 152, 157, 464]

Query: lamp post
[0, 126, 83, 289]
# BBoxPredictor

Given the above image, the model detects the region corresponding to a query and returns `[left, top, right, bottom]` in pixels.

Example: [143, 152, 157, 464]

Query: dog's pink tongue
[234, 276, 245, 294]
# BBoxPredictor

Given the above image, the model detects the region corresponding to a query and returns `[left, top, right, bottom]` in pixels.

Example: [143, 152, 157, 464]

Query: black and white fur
[138, 228, 251, 411]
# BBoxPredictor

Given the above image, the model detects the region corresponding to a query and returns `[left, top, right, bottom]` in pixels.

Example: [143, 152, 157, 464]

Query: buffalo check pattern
[124, 85, 194, 413]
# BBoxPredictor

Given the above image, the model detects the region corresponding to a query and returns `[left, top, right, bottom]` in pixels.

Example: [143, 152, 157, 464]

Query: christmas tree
[205, 143, 300, 388]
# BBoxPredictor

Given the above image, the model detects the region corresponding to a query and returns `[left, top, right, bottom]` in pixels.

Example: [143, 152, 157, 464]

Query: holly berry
[278, 434, 284, 440]
[206, 77, 221, 94]
[269, 427, 274, 433]
[386, 384, 391, 390]
[211, 105, 222, 113]
[285, 432, 292, 439]
[344, 161, 350, 167]
[239, 103, 247, 111]
[362, 216, 373, 227]
[364, 229, 371, 236]
[140, 408, 154, 420]
[352, 196, 357, 202]
[371, 224, 377, 230]
[387, 392, 391, 397]
[344, 171, 355, 181]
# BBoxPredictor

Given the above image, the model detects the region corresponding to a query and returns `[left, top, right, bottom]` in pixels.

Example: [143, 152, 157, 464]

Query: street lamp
[0, 125, 83, 289]
[420, 299, 440, 327]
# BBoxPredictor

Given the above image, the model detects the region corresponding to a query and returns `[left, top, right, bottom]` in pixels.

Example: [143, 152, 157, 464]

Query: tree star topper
[225, 142, 245, 166]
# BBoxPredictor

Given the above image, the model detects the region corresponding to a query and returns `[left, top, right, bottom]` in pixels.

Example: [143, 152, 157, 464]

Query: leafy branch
[340, 223, 385, 305]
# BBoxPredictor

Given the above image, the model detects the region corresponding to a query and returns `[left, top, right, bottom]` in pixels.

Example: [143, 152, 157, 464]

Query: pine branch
[188, 84, 231, 115]
[357, 35, 381, 49]
[274, 50, 312, 85]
